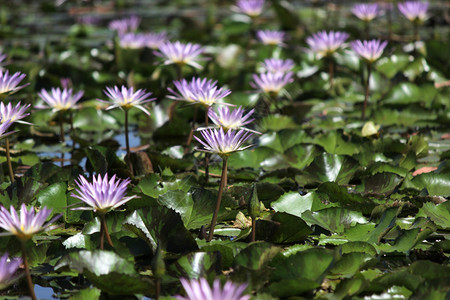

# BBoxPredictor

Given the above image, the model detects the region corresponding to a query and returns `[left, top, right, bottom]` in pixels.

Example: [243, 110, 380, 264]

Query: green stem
[362, 63, 372, 120]
[59, 112, 65, 167]
[207, 158, 228, 242]
[70, 110, 75, 153]
[155, 278, 160, 300]
[204, 107, 210, 184]
[364, 21, 370, 39]
[21, 242, 37, 300]
[413, 22, 419, 53]
[251, 218, 256, 242]
[5, 138, 14, 183]
[184, 105, 198, 155]
[124, 109, 133, 174]
[328, 58, 334, 89]
[101, 214, 114, 248]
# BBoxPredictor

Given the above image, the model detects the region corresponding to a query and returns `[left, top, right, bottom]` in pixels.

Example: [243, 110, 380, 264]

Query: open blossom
[235, 0, 265, 18]
[109, 16, 141, 34]
[168, 78, 231, 107]
[207, 106, 259, 133]
[256, 30, 286, 46]
[0, 119, 14, 138]
[398, 1, 428, 23]
[261, 58, 295, 73]
[71, 173, 138, 214]
[351, 3, 380, 22]
[351, 39, 388, 63]
[118, 32, 148, 49]
[306, 31, 349, 58]
[195, 127, 253, 156]
[0, 102, 31, 124]
[144, 32, 168, 50]
[154, 41, 205, 69]
[37, 87, 84, 112]
[0, 70, 29, 95]
[0, 253, 22, 290]
[102, 85, 155, 116]
[251, 71, 294, 96]
[176, 278, 250, 300]
[0, 203, 61, 242]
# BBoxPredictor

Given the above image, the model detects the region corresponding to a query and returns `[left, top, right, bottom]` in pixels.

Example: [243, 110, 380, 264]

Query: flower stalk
[362, 63, 372, 120]
[5, 138, 14, 183]
[99, 214, 113, 250]
[21, 242, 37, 300]
[184, 106, 198, 155]
[207, 157, 228, 242]
[124, 109, 133, 174]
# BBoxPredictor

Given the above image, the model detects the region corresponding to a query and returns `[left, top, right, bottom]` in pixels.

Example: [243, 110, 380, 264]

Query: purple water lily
[0, 119, 13, 139]
[102, 85, 155, 116]
[0, 253, 22, 290]
[351, 39, 388, 63]
[207, 106, 259, 133]
[155, 41, 205, 69]
[168, 78, 232, 107]
[0, 102, 31, 124]
[352, 3, 380, 21]
[262, 58, 295, 73]
[195, 127, 253, 156]
[37, 87, 84, 112]
[0, 70, 29, 95]
[109, 15, 141, 34]
[72, 173, 138, 214]
[398, 1, 428, 23]
[118, 32, 148, 49]
[176, 278, 250, 300]
[235, 0, 265, 17]
[0, 203, 60, 242]
[251, 71, 294, 96]
[306, 30, 349, 58]
[256, 30, 286, 46]
[144, 31, 168, 50]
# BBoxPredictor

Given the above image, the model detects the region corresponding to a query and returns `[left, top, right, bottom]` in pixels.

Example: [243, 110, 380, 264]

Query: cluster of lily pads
[0, 0, 448, 299]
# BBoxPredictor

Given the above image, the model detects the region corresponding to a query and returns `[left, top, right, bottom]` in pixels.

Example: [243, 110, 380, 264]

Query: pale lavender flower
[351, 39, 388, 63]
[167, 78, 232, 107]
[261, 58, 295, 73]
[101, 85, 155, 116]
[195, 127, 253, 156]
[71, 173, 138, 214]
[0, 119, 14, 138]
[306, 31, 349, 58]
[109, 16, 141, 34]
[37, 87, 84, 112]
[118, 32, 148, 49]
[251, 71, 294, 96]
[351, 3, 380, 21]
[0, 203, 61, 242]
[256, 30, 286, 46]
[0, 70, 29, 95]
[235, 0, 265, 18]
[144, 31, 168, 50]
[206, 106, 260, 133]
[176, 278, 250, 300]
[154, 41, 205, 69]
[0, 102, 31, 124]
[0, 253, 22, 290]
[398, 1, 428, 23]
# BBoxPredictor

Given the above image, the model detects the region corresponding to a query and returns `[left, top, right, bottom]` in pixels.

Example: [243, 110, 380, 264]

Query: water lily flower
[206, 106, 259, 133]
[195, 127, 253, 157]
[118, 32, 148, 49]
[0, 102, 31, 124]
[144, 31, 168, 50]
[251, 71, 294, 96]
[168, 78, 232, 107]
[0, 203, 61, 242]
[109, 15, 141, 34]
[154, 41, 205, 69]
[0, 253, 22, 290]
[0, 119, 14, 138]
[0, 70, 29, 96]
[351, 3, 380, 22]
[398, 1, 428, 23]
[102, 85, 155, 116]
[261, 58, 295, 73]
[71, 173, 138, 214]
[37, 87, 84, 112]
[351, 39, 388, 63]
[235, 0, 265, 18]
[306, 30, 349, 58]
[256, 30, 286, 46]
[176, 278, 250, 300]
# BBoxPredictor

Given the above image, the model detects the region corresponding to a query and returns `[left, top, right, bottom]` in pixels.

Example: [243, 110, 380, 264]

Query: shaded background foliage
[0, 0, 449, 299]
